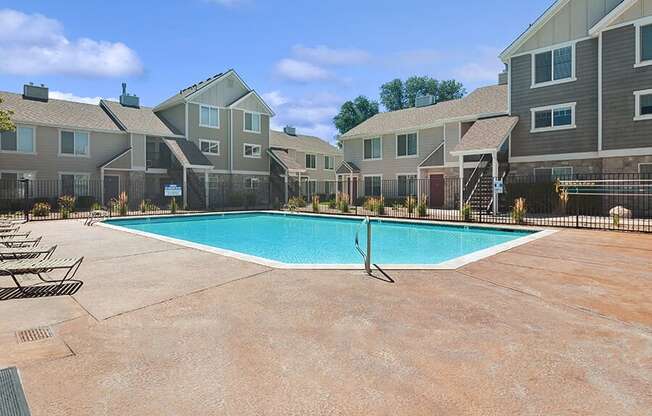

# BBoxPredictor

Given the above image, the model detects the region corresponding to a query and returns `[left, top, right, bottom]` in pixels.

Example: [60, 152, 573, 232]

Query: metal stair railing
[354, 216, 372, 275]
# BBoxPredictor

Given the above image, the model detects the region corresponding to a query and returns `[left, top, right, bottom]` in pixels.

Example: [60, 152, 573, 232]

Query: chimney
[23, 83, 49, 102]
[283, 126, 297, 136]
[119, 82, 140, 108]
[498, 63, 509, 85]
[415, 95, 435, 108]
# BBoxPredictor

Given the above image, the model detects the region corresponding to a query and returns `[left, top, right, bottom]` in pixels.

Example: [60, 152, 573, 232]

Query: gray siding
[131, 134, 146, 169]
[0, 125, 129, 180]
[602, 25, 652, 150]
[232, 109, 270, 173]
[342, 126, 444, 178]
[186, 104, 229, 171]
[510, 38, 598, 157]
[444, 123, 460, 164]
[157, 103, 186, 136]
[289, 148, 341, 182]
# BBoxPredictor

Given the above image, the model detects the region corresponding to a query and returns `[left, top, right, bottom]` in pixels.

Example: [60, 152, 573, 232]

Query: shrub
[404, 196, 417, 214]
[328, 199, 337, 209]
[169, 197, 178, 214]
[58, 195, 75, 219]
[228, 192, 244, 207]
[364, 197, 385, 215]
[31, 202, 51, 217]
[111, 192, 128, 216]
[58, 195, 76, 212]
[312, 195, 320, 213]
[511, 197, 527, 224]
[288, 196, 306, 210]
[416, 194, 428, 217]
[612, 213, 621, 227]
[139, 199, 158, 213]
[461, 203, 472, 222]
[90, 202, 103, 211]
[336, 192, 349, 213]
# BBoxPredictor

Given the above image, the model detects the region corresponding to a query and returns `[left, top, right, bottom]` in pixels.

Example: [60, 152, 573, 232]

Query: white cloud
[453, 47, 504, 83]
[269, 91, 342, 143]
[292, 45, 371, 66]
[274, 59, 332, 82]
[49, 91, 116, 105]
[0, 9, 143, 77]
[262, 90, 289, 107]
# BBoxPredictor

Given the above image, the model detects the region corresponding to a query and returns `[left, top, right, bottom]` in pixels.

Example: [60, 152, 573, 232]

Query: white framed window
[0, 171, 36, 181]
[531, 43, 575, 88]
[635, 19, 652, 68]
[59, 130, 89, 157]
[243, 143, 262, 159]
[305, 154, 316, 169]
[396, 133, 418, 158]
[0, 171, 36, 198]
[397, 174, 418, 196]
[0, 125, 35, 154]
[364, 175, 382, 197]
[244, 112, 261, 133]
[530, 103, 576, 133]
[244, 177, 260, 190]
[324, 155, 334, 170]
[199, 139, 220, 155]
[363, 137, 382, 160]
[199, 105, 220, 128]
[534, 167, 573, 181]
[634, 89, 652, 121]
[59, 172, 91, 196]
[324, 181, 334, 195]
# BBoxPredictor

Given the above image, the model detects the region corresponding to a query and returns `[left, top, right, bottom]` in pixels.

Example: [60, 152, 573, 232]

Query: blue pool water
[106, 213, 534, 266]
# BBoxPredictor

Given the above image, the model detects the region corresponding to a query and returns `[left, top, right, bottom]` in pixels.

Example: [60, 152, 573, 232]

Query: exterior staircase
[464, 155, 510, 214]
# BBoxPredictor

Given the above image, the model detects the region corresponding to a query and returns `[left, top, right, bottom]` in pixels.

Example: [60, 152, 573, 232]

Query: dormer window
[532, 44, 574, 88]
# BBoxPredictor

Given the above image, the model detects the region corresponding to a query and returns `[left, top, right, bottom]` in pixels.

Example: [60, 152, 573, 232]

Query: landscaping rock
[609, 206, 632, 218]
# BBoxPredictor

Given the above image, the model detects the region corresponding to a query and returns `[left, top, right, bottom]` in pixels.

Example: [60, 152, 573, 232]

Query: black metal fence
[0, 177, 277, 222]
[2, 174, 651, 233]
[286, 174, 652, 233]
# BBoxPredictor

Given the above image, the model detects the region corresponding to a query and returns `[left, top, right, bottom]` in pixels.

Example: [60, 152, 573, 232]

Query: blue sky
[0, 0, 552, 142]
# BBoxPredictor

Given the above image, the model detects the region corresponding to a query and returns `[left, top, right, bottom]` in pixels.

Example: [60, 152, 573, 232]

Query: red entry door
[429, 175, 444, 208]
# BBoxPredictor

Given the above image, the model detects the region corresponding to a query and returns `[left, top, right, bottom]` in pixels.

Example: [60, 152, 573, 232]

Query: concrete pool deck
[0, 220, 650, 415]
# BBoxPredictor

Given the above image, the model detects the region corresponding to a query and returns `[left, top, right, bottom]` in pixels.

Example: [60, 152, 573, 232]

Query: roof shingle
[341, 85, 507, 139]
[270, 130, 341, 156]
[101, 100, 181, 137]
[452, 116, 519, 153]
[0, 92, 122, 132]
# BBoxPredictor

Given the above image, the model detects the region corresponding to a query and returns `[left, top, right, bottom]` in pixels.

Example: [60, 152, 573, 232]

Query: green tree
[0, 98, 14, 132]
[379, 79, 406, 112]
[379, 76, 466, 111]
[333, 96, 379, 135]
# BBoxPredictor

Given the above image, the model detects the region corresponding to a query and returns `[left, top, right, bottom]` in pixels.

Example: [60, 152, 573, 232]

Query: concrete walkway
[0, 220, 650, 415]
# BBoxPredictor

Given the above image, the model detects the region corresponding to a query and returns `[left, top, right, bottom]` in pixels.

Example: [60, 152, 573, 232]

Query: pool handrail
[354, 217, 372, 275]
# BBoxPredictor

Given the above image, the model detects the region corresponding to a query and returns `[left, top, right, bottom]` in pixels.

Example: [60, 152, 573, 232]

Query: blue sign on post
[164, 184, 182, 197]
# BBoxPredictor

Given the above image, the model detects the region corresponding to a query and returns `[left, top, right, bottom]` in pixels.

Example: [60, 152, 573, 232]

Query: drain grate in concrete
[15, 327, 54, 344]
[0, 367, 31, 415]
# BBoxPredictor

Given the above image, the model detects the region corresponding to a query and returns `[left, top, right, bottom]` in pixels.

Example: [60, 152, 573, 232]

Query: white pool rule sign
[164, 184, 182, 197]
[493, 179, 504, 194]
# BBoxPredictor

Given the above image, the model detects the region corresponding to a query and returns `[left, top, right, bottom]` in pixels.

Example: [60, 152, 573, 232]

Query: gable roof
[499, 0, 570, 62]
[154, 71, 228, 111]
[340, 85, 507, 140]
[229, 90, 275, 116]
[101, 100, 182, 137]
[270, 129, 342, 156]
[268, 148, 306, 173]
[162, 138, 213, 168]
[0, 91, 122, 133]
[589, 0, 638, 36]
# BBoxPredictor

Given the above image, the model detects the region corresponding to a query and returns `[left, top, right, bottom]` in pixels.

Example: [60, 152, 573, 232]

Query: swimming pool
[103, 212, 551, 269]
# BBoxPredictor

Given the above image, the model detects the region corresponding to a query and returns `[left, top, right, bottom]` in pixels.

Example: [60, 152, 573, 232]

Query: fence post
[575, 197, 579, 228]
[22, 180, 30, 222]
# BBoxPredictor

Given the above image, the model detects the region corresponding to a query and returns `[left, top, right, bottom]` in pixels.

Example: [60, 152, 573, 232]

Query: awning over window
[336, 161, 361, 175]
[163, 139, 213, 169]
[268, 148, 306, 173]
[451, 116, 519, 156]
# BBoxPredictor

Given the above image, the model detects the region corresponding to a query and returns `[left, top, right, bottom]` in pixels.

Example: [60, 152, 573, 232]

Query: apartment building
[339, 0, 652, 209]
[0, 70, 336, 208]
[269, 127, 342, 199]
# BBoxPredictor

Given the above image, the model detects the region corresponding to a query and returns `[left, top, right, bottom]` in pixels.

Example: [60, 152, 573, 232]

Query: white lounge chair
[0, 257, 84, 293]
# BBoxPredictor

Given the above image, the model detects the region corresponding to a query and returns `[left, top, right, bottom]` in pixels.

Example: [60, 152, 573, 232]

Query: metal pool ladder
[355, 216, 372, 275]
